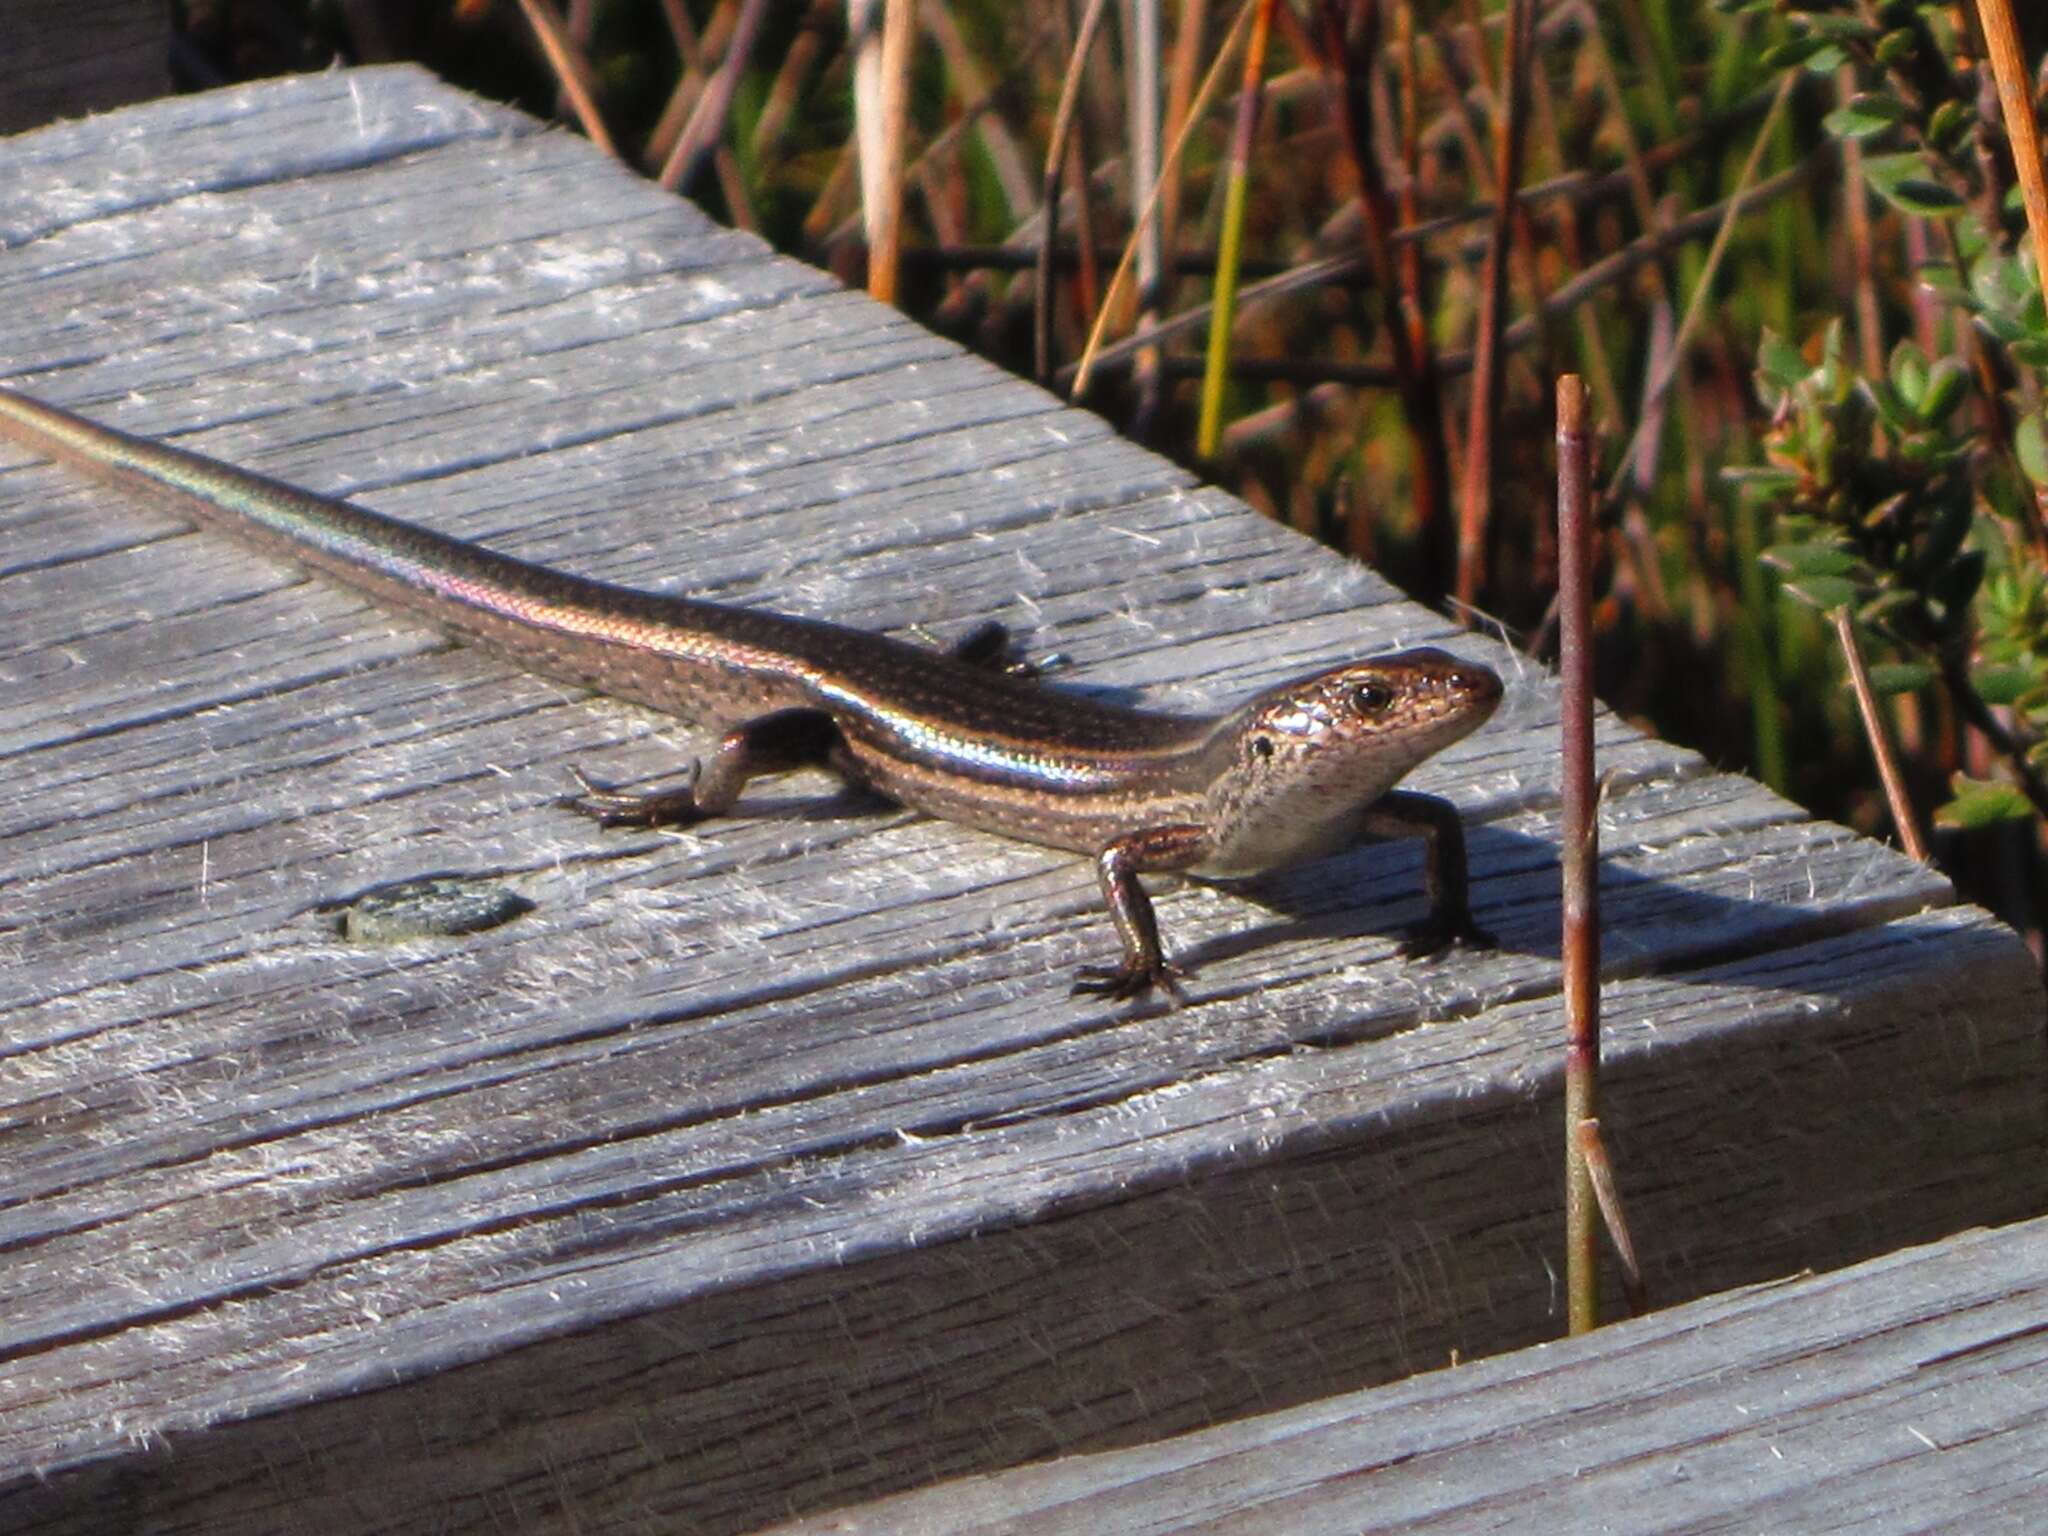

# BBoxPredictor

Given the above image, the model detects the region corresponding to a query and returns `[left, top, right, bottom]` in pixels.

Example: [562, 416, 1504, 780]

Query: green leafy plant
[1732, 2, 2048, 839]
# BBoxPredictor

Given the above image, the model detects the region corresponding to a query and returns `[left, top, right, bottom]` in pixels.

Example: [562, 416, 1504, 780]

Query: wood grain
[0, 65, 2040, 1535]
[769, 1212, 2048, 1534]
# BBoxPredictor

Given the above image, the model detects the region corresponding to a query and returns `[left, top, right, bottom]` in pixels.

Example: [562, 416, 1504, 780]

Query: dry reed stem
[513, 0, 620, 159]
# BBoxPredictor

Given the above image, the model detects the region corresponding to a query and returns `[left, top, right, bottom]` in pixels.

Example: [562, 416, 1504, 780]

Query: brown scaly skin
[0, 385, 1502, 1003]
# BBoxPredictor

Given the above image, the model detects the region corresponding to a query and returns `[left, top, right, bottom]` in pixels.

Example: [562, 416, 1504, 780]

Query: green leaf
[1888, 340, 1928, 408]
[2009, 338, 2048, 369]
[1865, 662, 1934, 694]
[1935, 774, 2034, 830]
[1723, 465, 1803, 498]
[1981, 309, 2028, 344]
[1916, 263, 1975, 308]
[1763, 541, 1859, 577]
[1972, 253, 2020, 313]
[1762, 35, 1830, 69]
[1869, 383, 1915, 437]
[1874, 27, 1916, 66]
[1928, 99, 1974, 154]
[1758, 330, 1808, 392]
[1917, 358, 1969, 423]
[1972, 663, 2036, 705]
[1825, 93, 1906, 142]
[1784, 575, 1860, 611]
[1886, 179, 1965, 216]
[2018, 414, 2048, 486]
[1863, 153, 1964, 216]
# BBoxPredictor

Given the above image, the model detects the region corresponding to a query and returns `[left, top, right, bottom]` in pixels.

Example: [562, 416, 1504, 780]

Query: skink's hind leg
[565, 763, 703, 827]
[1071, 824, 1210, 1006]
[565, 708, 840, 828]
[1358, 789, 1495, 957]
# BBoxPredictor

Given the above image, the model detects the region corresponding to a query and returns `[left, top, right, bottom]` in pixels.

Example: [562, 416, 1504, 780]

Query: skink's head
[1196, 647, 1502, 876]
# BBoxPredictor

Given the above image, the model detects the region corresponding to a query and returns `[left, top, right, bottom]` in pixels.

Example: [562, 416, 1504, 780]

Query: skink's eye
[1350, 681, 1394, 714]
[1250, 734, 1274, 760]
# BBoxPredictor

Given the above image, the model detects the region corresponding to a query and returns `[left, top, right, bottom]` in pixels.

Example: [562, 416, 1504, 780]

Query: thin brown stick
[1158, 0, 1211, 290]
[1127, 0, 1169, 434]
[904, 243, 1365, 280]
[752, 0, 832, 160]
[1395, 1, 1424, 350]
[1065, 119, 1104, 336]
[852, 0, 918, 302]
[1832, 607, 1931, 863]
[1975, 0, 2048, 293]
[1837, 66, 1885, 378]
[1529, 47, 1621, 427]
[802, 140, 860, 248]
[1063, 70, 1800, 391]
[1975, 0, 2048, 537]
[1038, 0, 1115, 381]
[873, 0, 918, 301]
[1557, 373, 1600, 1337]
[1063, 155, 1824, 386]
[822, 10, 1068, 249]
[1391, 77, 1782, 250]
[919, 0, 1037, 218]
[549, 0, 597, 124]
[513, 0, 620, 159]
[658, 0, 771, 193]
[1454, 0, 1535, 609]
[1072, 0, 1256, 397]
[1607, 72, 1796, 497]
[1313, 0, 1453, 592]
[658, 0, 702, 65]
[642, 0, 730, 173]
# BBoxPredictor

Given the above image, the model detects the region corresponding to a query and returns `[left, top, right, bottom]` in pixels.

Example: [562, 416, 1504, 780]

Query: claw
[1071, 959, 1190, 1007]
[1397, 912, 1497, 960]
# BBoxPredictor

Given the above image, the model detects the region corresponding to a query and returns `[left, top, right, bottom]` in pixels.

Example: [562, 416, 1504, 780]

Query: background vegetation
[177, 0, 2048, 963]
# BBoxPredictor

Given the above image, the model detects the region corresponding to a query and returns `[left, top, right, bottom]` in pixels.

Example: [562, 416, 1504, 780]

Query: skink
[0, 385, 1502, 1002]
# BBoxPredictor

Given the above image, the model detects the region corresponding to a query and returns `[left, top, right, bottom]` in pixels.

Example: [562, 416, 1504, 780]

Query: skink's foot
[1397, 911, 1496, 960]
[1071, 958, 1190, 1007]
[947, 619, 1066, 679]
[563, 763, 706, 828]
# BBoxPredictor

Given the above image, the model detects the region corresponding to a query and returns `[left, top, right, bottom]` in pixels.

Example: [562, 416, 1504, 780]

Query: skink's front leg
[1072, 824, 1210, 1006]
[566, 708, 839, 827]
[1358, 789, 1494, 956]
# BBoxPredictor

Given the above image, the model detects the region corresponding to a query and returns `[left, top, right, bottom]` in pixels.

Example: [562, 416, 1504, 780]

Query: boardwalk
[772, 1214, 2048, 1534]
[1, 67, 2040, 1535]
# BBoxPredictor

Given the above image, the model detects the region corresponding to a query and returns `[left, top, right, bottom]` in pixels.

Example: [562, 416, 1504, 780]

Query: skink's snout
[1396, 647, 1504, 713]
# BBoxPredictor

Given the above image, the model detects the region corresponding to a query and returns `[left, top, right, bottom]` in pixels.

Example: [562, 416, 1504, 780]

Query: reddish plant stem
[1556, 373, 1601, 1337]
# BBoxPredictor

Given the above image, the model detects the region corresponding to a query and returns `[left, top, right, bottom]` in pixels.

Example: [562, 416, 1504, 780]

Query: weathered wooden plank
[2, 908, 2037, 1533]
[768, 1211, 2048, 1535]
[0, 66, 2040, 1535]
